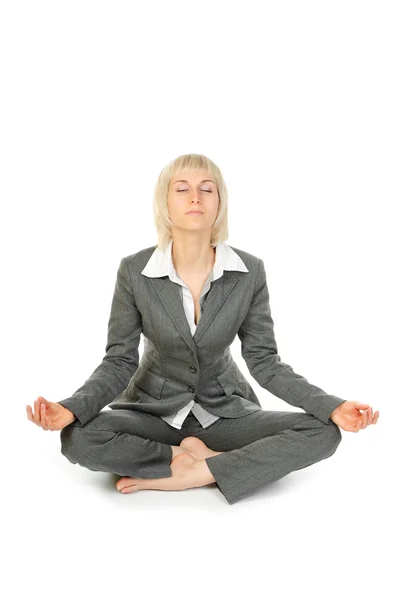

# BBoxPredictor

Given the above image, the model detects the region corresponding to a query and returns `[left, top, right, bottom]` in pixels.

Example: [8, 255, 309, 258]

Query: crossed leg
[60, 408, 341, 504]
[115, 410, 342, 503]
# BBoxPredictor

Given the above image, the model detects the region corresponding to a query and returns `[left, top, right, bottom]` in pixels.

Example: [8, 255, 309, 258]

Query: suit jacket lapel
[148, 272, 241, 354]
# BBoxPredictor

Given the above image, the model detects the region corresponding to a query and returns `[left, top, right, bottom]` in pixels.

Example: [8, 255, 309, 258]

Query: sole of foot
[116, 451, 200, 493]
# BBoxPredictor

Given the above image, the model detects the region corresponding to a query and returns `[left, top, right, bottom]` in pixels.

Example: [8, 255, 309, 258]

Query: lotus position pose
[26, 153, 379, 505]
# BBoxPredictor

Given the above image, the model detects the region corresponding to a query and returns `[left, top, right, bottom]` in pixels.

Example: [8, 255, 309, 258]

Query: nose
[189, 192, 200, 202]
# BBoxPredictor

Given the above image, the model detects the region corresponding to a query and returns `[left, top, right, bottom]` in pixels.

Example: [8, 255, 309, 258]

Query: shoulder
[227, 244, 263, 270]
[122, 245, 157, 268]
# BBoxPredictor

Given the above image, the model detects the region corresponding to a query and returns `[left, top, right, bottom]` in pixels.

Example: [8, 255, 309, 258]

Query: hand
[330, 401, 379, 432]
[26, 396, 76, 431]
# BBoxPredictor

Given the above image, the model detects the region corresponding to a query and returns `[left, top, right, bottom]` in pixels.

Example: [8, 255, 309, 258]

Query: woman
[26, 153, 379, 505]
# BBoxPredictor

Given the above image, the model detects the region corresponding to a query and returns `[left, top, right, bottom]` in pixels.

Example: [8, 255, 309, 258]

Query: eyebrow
[172, 179, 215, 185]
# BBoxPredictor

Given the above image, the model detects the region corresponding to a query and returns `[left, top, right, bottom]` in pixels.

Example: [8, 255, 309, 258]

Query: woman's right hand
[26, 396, 76, 431]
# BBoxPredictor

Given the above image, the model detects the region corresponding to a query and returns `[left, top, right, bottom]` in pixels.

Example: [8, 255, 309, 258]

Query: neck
[171, 237, 216, 275]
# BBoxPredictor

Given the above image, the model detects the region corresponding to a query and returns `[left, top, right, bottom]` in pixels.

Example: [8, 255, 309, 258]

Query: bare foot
[180, 436, 224, 461]
[116, 451, 216, 494]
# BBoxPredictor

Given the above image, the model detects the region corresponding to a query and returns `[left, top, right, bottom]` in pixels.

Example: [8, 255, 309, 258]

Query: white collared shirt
[141, 239, 248, 430]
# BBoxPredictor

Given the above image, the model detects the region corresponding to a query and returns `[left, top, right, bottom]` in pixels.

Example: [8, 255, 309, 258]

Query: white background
[2, 1, 396, 599]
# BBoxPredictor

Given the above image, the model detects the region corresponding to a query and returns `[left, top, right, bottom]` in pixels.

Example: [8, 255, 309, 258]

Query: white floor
[8, 412, 394, 600]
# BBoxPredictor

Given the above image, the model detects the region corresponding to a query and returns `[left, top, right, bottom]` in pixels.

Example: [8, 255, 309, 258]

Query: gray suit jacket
[58, 245, 347, 427]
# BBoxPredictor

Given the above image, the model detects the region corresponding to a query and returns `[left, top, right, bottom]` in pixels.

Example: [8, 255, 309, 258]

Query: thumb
[354, 402, 369, 409]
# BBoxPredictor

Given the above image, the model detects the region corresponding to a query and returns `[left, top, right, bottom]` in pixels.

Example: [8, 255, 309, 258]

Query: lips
[186, 211, 204, 214]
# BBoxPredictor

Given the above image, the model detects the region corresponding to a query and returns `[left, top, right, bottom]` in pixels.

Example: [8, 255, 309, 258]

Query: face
[167, 170, 220, 235]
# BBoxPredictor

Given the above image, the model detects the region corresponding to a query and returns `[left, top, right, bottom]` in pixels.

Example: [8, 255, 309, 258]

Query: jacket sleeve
[238, 258, 347, 425]
[57, 257, 142, 426]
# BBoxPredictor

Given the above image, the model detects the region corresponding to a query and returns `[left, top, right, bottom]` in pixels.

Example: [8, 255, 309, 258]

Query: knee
[60, 422, 86, 464]
[323, 421, 342, 457]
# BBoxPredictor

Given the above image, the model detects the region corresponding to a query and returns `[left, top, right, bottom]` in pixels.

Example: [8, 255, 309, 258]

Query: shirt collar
[141, 240, 248, 281]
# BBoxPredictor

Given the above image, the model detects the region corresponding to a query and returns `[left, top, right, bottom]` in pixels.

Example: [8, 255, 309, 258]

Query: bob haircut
[153, 153, 229, 251]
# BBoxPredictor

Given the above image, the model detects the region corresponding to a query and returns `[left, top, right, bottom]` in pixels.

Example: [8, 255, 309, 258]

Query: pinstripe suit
[142, 239, 250, 429]
[59, 243, 344, 504]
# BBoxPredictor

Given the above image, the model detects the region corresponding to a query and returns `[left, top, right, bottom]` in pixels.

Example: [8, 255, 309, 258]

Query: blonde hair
[153, 153, 229, 251]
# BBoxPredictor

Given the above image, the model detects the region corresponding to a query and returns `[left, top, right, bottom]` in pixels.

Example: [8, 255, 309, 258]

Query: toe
[116, 476, 140, 491]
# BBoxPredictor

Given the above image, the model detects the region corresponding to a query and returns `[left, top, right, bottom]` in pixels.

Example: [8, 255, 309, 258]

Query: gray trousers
[60, 408, 342, 505]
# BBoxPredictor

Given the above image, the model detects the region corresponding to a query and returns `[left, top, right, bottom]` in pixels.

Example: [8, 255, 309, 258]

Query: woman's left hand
[330, 401, 379, 432]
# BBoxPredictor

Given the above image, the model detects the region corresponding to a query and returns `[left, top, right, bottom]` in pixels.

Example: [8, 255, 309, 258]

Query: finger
[355, 418, 363, 432]
[38, 397, 52, 429]
[45, 414, 53, 431]
[26, 405, 33, 422]
[33, 400, 41, 425]
[368, 407, 374, 426]
[40, 403, 49, 430]
[354, 403, 369, 409]
[372, 410, 379, 424]
[361, 410, 369, 429]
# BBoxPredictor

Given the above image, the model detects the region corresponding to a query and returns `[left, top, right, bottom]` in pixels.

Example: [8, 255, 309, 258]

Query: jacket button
[189, 366, 197, 373]
[188, 385, 195, 393]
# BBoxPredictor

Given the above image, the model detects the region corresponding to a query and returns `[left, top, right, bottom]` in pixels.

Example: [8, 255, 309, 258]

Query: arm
[58, 257, 142, 426]
[238, 258, 347, 425]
